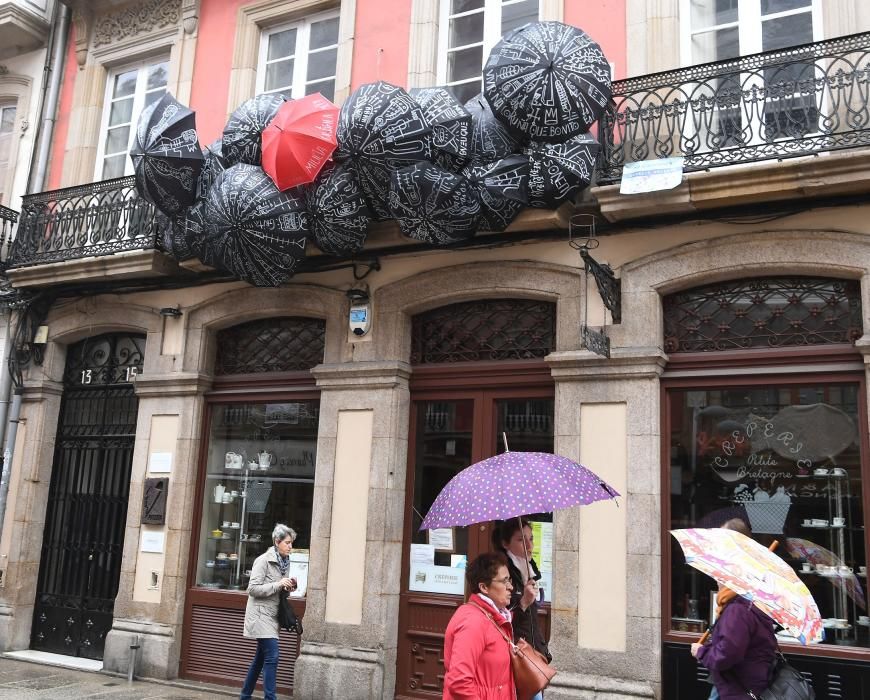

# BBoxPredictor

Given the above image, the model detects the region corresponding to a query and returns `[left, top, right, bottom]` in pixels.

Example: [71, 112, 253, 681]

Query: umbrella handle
[502, 432, 510, 452]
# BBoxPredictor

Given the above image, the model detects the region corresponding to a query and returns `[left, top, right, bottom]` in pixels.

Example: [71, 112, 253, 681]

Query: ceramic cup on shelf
[813, 468, 828, 476]
[859, 615, 870, 624]
[837, 565, 853, 575]
[801, 563, 812, 573]
[216, 552, 228, 560]
[228, 553, 238, 561]
[832, 467, 847, 476]
[833, 517, 846, 527]
[860, 566, 867, 575]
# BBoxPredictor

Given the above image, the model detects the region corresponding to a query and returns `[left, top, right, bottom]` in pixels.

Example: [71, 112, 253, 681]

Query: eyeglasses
[491, 576, 513, 587]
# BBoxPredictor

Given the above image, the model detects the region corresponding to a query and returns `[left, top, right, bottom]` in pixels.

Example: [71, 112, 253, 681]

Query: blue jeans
[708, 688, 719, 700]
[240, 637, 280, 700]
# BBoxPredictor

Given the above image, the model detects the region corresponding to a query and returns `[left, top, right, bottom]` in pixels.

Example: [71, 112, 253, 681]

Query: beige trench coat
[243, 547, 285, 639]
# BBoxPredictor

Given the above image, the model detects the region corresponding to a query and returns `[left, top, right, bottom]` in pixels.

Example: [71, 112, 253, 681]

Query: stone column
[103, 372, 211, 679]
[542, 348, 666, 700]
[0, 375, 64, 651]
[293, 361, 410, 700]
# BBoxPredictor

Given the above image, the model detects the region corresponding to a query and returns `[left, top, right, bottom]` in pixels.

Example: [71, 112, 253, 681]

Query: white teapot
[213, 483, 226, 503]
[258, 450, 274, 470]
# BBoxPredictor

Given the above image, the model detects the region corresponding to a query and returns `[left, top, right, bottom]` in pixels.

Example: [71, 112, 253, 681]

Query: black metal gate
[31, 333, 144, 659]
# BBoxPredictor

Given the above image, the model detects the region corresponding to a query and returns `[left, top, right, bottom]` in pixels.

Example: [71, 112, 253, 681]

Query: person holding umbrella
[443, 552, 516, 699]
[493, 518, 551, 681]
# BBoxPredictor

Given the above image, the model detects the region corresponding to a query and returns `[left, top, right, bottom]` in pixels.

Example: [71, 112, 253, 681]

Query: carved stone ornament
[71, 8, 92, 67]
[181, 0, 199, 35]
[93, 0, 181, 48]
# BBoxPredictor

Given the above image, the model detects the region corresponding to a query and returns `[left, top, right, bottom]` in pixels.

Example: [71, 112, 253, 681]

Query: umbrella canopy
[420, 452, 619, 530]
[525, 133, 599, 207]
[462, 155, 529, 232]
[410, 86, 472, 171]
[261, 93, 339, 190]
[671, 528, 824, 644]
[198, 139, 228, 200]
[155, 211, 195, 261]
[204, 164, 308, 287]
[334, 81, 432, 219]
[483, 21, 612, 142]
[170, 200, 212, 265]
[306, 161, 372, 256]
[129, 92, 203, 216]
[464, 94, 521, 165]
[222, 93, 287, 167]
[785, 537, 866, 610]
[388, 163, 481, 245]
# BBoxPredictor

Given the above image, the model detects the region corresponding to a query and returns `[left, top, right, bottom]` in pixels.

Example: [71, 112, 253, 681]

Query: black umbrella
[410, 87, 471, 171]
[525, 133, 599, 207]
[462, 155, 529, 232]
[197, 139, 228, 199]
[129, 92, 203, 216]
[222, 93, 287, 167]
[334, 81, 431, 219]
[167, 200, 211, 264]
[483, 21, 611, 142]
[307, 161, 372, 256]
[388, 163, 480, 244]
[463, 94, 521, 165]
[204, 164, 308, 287]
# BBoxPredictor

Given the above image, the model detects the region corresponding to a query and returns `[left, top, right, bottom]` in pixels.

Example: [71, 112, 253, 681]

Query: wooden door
[395, 382, 554, 699]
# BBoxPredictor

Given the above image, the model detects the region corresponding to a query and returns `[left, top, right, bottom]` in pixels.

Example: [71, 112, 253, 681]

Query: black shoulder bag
[278, 595, 304, 636]
[731, 651, 815, 700]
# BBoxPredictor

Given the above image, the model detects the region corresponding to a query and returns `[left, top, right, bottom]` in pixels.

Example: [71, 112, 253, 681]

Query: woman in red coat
[443, 552, 516, 700]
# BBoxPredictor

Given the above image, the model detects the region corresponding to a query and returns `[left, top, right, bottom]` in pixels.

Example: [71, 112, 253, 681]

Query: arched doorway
[31, 332, 145, 660]
[396, 298, 557, 699]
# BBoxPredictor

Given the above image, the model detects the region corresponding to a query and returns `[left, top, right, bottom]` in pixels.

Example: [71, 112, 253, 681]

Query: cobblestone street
[0, 656, 240, 699]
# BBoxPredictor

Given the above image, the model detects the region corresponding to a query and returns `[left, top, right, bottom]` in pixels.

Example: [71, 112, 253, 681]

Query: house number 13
[80, 369, 92, 384]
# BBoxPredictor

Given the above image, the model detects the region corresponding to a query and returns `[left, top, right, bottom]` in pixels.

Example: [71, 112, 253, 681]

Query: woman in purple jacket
[691, 591, 777, 700]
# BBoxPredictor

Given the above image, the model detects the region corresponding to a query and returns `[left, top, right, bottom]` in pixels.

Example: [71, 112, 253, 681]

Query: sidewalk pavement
[0, 656, 244, 699]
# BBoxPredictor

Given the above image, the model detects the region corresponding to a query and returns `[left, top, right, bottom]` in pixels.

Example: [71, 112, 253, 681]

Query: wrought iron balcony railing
[0, 205, 17, 270]
[597, 32, 870, 184]
[7, 176, 159, 268]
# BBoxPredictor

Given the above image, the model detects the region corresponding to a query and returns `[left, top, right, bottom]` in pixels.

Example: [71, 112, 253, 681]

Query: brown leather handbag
[471, 602, 556, 700]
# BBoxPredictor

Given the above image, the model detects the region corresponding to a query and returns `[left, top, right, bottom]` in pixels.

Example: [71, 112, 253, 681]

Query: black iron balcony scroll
[0, 205, 17, 270]
[8, 176, 158, 267]
[597, 33, 870, 184]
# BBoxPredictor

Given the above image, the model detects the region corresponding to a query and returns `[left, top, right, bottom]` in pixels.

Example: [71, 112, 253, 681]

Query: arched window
[410, 298, 556, 363]
[663, 277, 862, 353]
[214, 316, 326, 375]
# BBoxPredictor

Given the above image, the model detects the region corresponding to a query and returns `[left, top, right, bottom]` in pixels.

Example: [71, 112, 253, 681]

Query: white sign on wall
[140, 531, 165, 553]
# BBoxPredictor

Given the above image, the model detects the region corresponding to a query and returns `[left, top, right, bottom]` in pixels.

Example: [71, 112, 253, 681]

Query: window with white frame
[438, 0, 540, 105]
[258, 11, 340, 101]
[96, 59, 169, 181]
[0, 104, 16, 205]
[681, 1, 822, 146]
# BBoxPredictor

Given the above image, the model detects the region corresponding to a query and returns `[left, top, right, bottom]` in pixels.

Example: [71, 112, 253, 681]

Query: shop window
[96, 58, 169, 180]
[195, 399, 319, 593]
[257, 11, 340, 102]
[214, 317, 326, 375]
[663, 277, 862, 353]
[668, 381, 867, 647]
[437, 0, 540, 104]
[410, 298, 556, 364]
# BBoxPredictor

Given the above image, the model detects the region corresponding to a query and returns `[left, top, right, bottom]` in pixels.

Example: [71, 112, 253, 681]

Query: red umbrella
[261, 93, 338, 190]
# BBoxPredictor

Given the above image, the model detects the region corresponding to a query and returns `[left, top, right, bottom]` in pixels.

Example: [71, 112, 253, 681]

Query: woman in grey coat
[239, 524, 297, 700]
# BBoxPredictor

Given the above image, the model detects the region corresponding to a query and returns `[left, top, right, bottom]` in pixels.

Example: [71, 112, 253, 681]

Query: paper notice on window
[428, 528, 454, 552]
[287, 553, 309, 597]
[619, 157, 684, 194]
[409, 564, 465, 595]
[410, 543, 435, 566]
[531, 521, 553, 572]
[450, 554, 467, 569]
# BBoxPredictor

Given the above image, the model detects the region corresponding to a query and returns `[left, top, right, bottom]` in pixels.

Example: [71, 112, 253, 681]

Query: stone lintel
[593, 149, 870, 223]
[133, 372, 212, 397]
[7, 250, 181, 289]
[546, 348, 668, 380]
[854, 335, 870, 358]
[110, 617, 175, 637]
[312, 361, 412, 390]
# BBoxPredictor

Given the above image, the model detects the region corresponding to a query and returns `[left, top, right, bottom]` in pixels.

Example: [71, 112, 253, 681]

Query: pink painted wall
[350, 0, 412, 89]
[46, 24, 79, 191]
[565, 1, 627, 80]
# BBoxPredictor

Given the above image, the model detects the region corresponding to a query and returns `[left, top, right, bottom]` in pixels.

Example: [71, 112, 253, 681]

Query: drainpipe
[0, 2, 70, 542]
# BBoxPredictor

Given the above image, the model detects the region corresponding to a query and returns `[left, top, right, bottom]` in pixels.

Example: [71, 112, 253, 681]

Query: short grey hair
[272, 523, 297, 544]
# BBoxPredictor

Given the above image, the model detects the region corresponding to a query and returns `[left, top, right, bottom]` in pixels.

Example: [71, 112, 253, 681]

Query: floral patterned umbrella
[671, 528, 824, 644]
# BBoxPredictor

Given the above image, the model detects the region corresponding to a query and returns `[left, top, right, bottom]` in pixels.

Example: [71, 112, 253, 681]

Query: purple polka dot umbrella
[419, 451, 619, 531]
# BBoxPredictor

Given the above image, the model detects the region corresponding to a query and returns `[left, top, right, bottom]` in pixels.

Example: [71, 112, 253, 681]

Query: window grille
[214, 317, 325, 375]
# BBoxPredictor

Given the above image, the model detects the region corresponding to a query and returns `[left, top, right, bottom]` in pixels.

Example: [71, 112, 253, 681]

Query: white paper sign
[148, 452, 173, 473]
[428, 528, 454, 552]
[140, 530, 165, 553]
[288, 553, 309, 598]
[411, 543, 435, 566]
[620, 157, 684, 194]
[409, 564, 465, 595]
